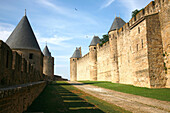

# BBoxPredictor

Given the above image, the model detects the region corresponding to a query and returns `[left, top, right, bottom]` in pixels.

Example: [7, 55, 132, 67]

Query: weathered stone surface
[0, 81, 46, 113]
[70, 0, 170, 88]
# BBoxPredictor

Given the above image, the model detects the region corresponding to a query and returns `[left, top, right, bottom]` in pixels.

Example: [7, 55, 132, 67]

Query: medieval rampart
[97, 42, 111, 81]
[0, 40, 46, 112]
[0, 40, 43, 87]
[71, 0, 169, 88]
[0, 81, 46, 113]
[77, 53, 90, 81]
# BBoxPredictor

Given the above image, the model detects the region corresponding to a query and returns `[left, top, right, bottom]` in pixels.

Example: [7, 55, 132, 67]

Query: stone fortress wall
[77, 53, 90, 81]
[96, 42, 112, 81]
[0, 81, 46, 113]
[43, 56, 54, 78]
[0, 40, 43, 87]
[0, 40, 46, 113]
[70, 0, 170, 88]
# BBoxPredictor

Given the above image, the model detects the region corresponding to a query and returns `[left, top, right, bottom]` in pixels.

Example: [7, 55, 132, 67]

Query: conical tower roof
[89, 36, 100, 46]
[71, 48, 81, 58]
[43, 45, 51, 57]
[6, 15, 41, 51]
[109, 17, 126, 32]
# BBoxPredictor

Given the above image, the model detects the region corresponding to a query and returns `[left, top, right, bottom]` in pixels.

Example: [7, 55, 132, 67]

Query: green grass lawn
[79, 81, 170, 101]
[24, 81, 130, 113]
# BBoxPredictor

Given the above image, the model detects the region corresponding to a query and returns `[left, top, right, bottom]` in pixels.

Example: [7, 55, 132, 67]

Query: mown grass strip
[79, 81, 170, 101]
[25, 81, 130, 113]
[60, 81, 131, 113]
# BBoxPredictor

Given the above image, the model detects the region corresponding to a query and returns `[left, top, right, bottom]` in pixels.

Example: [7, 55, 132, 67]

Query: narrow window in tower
[138, 27, 140, 34]
[73, 59, 74, 61]
[114, 54, 115, 61]
[29, 53, 33, 59]
[141, 39, 143, 48]
[137, 44, 139, 51]
[94, 47, 96, 50]
[6, 50, 9, 68]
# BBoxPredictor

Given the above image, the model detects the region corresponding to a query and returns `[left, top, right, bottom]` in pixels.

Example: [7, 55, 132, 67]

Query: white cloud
[119, 0, 152, 11]
[36, 0, 97, 25]
[36, 34, 72, 47]
[101, 0, 115, 9]
[0, 23, 14, 41]
[37, 0, 71, 17]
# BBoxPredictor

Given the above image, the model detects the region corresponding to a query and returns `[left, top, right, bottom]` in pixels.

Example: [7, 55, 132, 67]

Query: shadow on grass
[24, 82, 104, 113]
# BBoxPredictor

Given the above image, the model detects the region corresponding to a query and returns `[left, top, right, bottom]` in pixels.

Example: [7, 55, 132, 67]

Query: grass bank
[80, 81, 170, 101]
[25, 81, 130, 113]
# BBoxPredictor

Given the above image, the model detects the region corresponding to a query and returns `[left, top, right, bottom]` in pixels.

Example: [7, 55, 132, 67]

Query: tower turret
[109, 17, 126, 83]
[89, 36, 100, 81]
[43, 45, 54, 78]
[70, 47, 82, 81]
[6, 12, 43, 76]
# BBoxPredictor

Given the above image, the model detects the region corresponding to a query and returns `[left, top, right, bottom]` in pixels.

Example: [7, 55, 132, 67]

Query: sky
[0, 0, 152, 79]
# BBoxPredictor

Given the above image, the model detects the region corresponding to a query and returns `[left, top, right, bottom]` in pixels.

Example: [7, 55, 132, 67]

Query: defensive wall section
[0, 81, 46, 113]
[77, 53, 90, 81]
[71, 0, 170, 88]
[0, 40, 46, 112]
[97, 42, 112, 81]
[114, 0, 169, 87]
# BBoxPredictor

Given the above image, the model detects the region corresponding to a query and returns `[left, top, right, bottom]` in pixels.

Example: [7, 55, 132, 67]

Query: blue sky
[0, 0, 152, 79]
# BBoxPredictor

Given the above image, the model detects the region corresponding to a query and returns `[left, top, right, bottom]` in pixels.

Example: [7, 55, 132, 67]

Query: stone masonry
[70, 0, 170, 88]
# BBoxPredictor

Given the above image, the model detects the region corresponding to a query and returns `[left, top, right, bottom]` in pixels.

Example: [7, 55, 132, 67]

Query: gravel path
[68, 82, 170, 113]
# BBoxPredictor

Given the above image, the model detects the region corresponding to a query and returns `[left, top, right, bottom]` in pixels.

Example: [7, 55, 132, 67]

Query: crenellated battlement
[97, 41, 110, 50]
[117, 0, 168, 35]
[0, 40, 43, 87]
[70, 0, 169, 88]
[79, 52, 89, 60]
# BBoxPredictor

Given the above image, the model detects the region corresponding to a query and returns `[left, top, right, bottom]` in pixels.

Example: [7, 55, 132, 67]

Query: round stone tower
[70, 47, 82, 81]
[108, 17, 126, 83]
[89, 36, 100, 81]
[6, 13, 43, 75]
[43, 45, 54, 78]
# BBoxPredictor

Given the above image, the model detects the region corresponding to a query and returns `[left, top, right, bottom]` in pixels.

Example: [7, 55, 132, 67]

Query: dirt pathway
[68, 82, 170, 113]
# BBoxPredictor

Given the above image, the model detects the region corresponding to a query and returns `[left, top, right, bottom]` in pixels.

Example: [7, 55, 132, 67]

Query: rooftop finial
[46, 41, 47, 46]
[115, 13, 117, 17]
[25, 9, 26, 16]
[119, 13, 120, 17]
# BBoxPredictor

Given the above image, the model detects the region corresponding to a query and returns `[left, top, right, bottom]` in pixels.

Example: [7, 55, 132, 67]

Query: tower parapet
[109, 17, 126, 83]
[43, 45, 54, 79]
[70, 47, 82, 81]
[89, 36, 100, 81]
[6, 13, 43, 76]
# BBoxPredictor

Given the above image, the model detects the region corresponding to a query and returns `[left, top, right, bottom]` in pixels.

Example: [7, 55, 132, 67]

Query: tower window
[141, 39, 143, 48]
[29, 53, 33, 59]
[114, 54, 115, 61]
[137, 44, 139, 51]
[73, 59, 74, 61]
[94, 47, 96, 50]
[138, 27, 140, 34]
